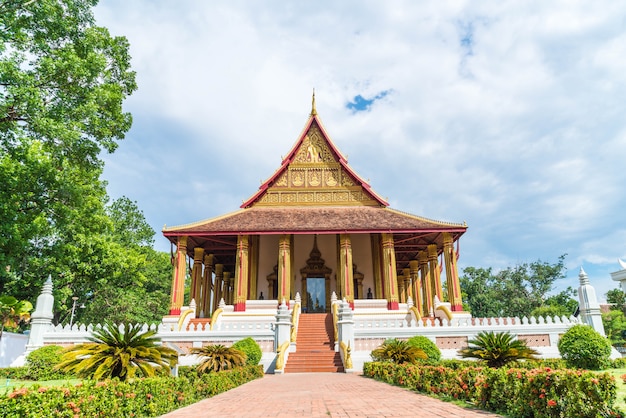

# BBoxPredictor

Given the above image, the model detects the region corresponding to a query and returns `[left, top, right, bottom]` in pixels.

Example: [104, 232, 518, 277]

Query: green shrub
[0, 367, 29, 379]
[407, 336, 440, 362]
[232, 337, 262, 366]
[26, 345, 72, 380]
[370, 338, 427, 364]
[0, 365, 263, 417]
[363, 362, 621, 418]
[558, 324, 612, 370]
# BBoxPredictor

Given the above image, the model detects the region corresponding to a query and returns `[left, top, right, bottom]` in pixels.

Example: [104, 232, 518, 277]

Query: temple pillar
[370, 234, 383, 299]
[277, 234, 291, 306]
[339, 234, 355, 307]
[190, 247, 204, 316]
[443, 233, 463, 311]
[201, 254, 214, 317]
[409, 260, 423, 315]
[234, 235, 249, 311]
[381, 233, 399, 310]
[428, 244, 443, 301]
[402, 268, 411, 304]
[354, 267, 364, 300]
[169, 236, 188, 315]
[249, 235, 259, 300]
[418, 251, 432, 316]
[223, 271, 232, 305]
[213, 264, 224, 311]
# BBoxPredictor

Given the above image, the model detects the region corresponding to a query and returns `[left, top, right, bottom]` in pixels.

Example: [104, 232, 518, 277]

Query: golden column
[418, 251, 432, 316]
[402, 268, 411, 304]
[190, 247, 204, 314]
[277, 234, 292, 306]
[427, 244, 443, 302]
[213, 264, 224, 310]
[223, 271, 232, 305]
[443, 233, 464, 311]
[201, 254, 214, 317]
[249, 236, 259, 300]
[339, 234, 355, 307]
[409, 260, 423, 315]
[169, 236, 188, 315]
[370, 234, 383, 299]
[234, 235, 249, 311]
[381, 233, 399, 310]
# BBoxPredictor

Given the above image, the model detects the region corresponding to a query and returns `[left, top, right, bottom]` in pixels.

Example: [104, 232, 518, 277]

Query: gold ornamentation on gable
[294, 127, 333, 164]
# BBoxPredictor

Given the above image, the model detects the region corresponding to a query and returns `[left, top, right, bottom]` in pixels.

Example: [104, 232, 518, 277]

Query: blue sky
[94, 1, 626, 302]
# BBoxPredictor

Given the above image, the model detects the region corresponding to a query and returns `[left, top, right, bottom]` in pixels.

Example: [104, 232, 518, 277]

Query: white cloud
[95, 1, 626, 295]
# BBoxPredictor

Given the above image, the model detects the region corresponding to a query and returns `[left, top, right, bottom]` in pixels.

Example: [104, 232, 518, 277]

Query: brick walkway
[161, 373, 501, 418]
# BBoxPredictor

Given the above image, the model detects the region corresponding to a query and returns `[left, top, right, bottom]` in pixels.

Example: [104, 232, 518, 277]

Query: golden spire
[311, 88, 317, 116]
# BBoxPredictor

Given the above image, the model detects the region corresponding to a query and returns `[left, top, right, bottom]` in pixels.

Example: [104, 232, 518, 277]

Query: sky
[93, 1, 626, 302]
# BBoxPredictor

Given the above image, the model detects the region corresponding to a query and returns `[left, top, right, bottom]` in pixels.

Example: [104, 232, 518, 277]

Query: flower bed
[0, 365, 263, 417]
[363, 362, 623, 418]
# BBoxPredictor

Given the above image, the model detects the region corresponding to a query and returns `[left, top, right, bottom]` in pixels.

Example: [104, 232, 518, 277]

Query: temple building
[162, 95, 467, 318]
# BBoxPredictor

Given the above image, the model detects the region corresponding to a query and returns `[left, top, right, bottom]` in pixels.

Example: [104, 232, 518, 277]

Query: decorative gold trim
[177, 308, 195, 331]
[275, 340, 291, 371]
[435, 304, 453, 321]
[408, 306, 422, 324]
[209, 308, 223, 331]
[339, 341, 353, 370]
[290, 303, 300, 342]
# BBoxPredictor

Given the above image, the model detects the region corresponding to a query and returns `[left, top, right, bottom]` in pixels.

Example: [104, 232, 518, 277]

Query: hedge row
[363, 362, 622, 418]
[0, 365, 263, 418]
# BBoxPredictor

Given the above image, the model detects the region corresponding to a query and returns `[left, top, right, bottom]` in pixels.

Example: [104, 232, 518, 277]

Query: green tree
[0, 295, 32, 337]
[56, 322, 178, 381]
[0, 0, 136, 306]
[606, 289, 626, 313]
[460, 255, 567, 318]
[602, 310, 626, 346]
[190, 344, 247, 373]
[232, 337, 263, 366]
[458, 331, 539, 368]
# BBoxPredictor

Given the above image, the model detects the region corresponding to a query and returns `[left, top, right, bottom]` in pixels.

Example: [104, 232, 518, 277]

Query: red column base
[169, 308, 181, 315]
[387, 301, 399, 310]
[451, 304, 464, 311]
[234, 302, 246, 312]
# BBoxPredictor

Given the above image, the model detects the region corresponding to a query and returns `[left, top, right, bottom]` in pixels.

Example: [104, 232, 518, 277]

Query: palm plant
[56, 322, 178, 381]
[458, 331, 539, 368]
[190, 344, 246, 373]
[371, 339, 427, 364]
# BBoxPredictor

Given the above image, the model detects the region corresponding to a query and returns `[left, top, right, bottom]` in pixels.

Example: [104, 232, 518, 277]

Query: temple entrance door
[306, 278, 326, 313]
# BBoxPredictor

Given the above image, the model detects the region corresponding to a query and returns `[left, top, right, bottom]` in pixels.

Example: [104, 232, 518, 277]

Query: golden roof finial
[311, 88, 317, 116]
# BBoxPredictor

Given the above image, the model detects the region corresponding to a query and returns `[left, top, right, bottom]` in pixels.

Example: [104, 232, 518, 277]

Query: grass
[1, 378, 81, 395]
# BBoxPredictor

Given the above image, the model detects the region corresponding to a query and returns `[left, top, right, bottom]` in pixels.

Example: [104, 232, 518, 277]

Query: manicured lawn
[1, 378, 81, 395]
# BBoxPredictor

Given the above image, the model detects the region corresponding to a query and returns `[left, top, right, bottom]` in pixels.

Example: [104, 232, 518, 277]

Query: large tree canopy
[0, 1, 170, 324]
[460, 255, 570, 318]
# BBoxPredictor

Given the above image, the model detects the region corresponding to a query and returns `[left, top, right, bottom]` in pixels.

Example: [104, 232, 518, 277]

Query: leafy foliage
[56, 323, 178, 381]
[458, 331, 539, 368]
[606, 289, 626, 313]
[0, 295, 32, 335]
[558, 324, 612, 370]
[602, 309, 626, 346]
[0, 365, 263, 417]
[25, 345, 72, 380]
[407, 336, 441, 362]
[232, 337, 262, 366]
[364, 362, 621, 418]
[460, 255, 568, 318]
[370, 339, 427, 364]
[190, 344, 247, 373]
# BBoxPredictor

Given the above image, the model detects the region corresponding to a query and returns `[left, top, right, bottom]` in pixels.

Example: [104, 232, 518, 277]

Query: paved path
[162, 373, 501, 418]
